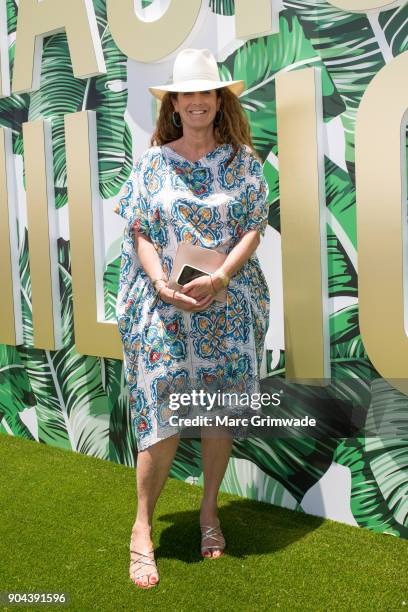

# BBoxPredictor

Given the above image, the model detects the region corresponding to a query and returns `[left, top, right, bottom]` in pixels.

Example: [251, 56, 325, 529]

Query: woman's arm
[133, 230, 167, 284]
[214, 229, 260, 289]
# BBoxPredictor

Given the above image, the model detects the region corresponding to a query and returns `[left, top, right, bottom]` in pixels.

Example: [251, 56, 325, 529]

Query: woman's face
[172, 90, 221, 131]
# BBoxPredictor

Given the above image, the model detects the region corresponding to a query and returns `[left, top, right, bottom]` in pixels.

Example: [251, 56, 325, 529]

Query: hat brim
[148, 79, 245, 100]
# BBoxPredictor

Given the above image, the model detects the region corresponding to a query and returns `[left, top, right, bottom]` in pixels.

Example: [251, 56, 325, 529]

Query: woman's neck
[173, 128, 218, 159]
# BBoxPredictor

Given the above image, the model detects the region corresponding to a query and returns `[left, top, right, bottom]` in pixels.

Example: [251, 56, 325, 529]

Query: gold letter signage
[12, 0, 106, 94]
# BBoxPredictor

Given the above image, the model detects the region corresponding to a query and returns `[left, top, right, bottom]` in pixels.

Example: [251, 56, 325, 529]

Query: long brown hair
[150, 88, 260, 161]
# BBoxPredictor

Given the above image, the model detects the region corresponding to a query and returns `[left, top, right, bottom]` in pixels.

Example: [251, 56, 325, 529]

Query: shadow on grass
[155, 498, 323, 563]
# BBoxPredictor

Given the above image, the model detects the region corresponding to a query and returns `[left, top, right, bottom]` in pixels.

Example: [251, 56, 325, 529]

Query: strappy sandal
[129, 547, 159, 588]
[200, 522, 226, 558]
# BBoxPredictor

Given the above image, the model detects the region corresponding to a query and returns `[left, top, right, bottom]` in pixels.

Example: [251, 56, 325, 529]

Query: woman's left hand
[180, 275, 217, 301]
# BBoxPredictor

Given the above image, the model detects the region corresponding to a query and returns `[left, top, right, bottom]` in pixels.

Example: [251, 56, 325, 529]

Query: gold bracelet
[212, 270, 230, 288]
[209, 275, 217, 296]
[152, 278, 167, 291]
[152, 279, 168, 298]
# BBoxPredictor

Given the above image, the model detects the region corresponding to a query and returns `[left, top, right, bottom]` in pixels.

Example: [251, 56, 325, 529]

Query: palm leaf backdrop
[0, 3, 29, 155]
[0, 0, 133, 206]
[282, 0, 408, 182]
[0, 0, 135, 463]
[209, 0, 235, 15]
[332, 378, 408, 536]
[218, 11, 346, 161]
[262, 160, 280, 231]
[218, 456, 302, 510]
[142, 0, 237, 14]
[0, 343, 36, 439]
[335, 435, 408, 537]
[1, 0, 408, 538]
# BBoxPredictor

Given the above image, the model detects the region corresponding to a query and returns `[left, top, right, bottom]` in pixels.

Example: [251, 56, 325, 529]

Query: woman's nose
[191, 92, 205, 102]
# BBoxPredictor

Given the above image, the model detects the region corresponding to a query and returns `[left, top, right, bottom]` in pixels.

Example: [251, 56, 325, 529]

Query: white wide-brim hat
[148, 48, 245, 100]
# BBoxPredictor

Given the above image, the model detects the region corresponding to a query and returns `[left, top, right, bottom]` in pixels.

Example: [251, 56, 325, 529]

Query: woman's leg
[130, 432, 180, 586]
[200, 431, 233, 557]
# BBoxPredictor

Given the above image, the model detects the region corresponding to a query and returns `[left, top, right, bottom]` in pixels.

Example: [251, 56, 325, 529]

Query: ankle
[133, 519, 153, 532]
[200, 503, 219, 523]
[200, 498, 217, 511]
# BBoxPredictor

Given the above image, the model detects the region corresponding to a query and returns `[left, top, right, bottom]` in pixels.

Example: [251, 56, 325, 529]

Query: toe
[132, 574, 142, 587]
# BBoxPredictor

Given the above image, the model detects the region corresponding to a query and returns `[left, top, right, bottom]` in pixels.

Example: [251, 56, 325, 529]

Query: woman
[114, 48, 270, 589]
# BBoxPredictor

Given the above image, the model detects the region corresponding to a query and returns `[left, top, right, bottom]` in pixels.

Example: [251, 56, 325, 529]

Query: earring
[172, 111, 182, 128]
[214, 109, 224, 127]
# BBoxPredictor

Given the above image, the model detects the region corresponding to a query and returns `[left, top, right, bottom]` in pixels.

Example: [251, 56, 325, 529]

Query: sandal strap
[129, 548, 154, 556]
[130, 549, 155, 564]
[129, 549, 158, 578]
[201, 524, 225, 550]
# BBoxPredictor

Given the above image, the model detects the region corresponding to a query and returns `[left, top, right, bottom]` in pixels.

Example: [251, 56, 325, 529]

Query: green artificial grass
[1, 433, 408, 612]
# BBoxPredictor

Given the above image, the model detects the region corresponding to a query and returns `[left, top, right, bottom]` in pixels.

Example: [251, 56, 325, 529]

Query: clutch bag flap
[168, 242, 227, 302]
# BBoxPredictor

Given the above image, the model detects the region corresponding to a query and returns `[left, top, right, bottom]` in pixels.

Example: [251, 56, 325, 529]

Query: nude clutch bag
[167, 242, 228, 302]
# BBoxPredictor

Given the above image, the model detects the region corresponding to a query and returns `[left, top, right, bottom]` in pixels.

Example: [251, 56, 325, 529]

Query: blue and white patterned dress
[114, 143, 270, 451]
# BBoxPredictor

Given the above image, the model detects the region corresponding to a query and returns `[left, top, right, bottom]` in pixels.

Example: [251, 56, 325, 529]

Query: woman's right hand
[159, 285, 214, 311]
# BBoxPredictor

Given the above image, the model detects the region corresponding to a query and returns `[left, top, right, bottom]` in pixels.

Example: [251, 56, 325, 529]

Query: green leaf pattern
[1, 0, 408, 539]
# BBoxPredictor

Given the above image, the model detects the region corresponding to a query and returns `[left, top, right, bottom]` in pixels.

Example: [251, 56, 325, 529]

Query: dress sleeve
[243, 151, 270, 238]
[112, 156, 151, 238]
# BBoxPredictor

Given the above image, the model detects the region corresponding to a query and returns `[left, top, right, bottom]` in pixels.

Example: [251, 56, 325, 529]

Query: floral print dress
[113, 143, 270, 451]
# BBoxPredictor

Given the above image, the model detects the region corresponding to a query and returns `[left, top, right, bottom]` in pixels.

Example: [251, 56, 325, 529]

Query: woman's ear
[171, 93, 179, 112]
